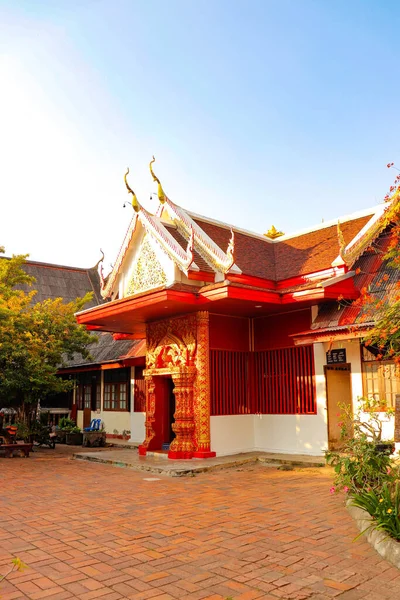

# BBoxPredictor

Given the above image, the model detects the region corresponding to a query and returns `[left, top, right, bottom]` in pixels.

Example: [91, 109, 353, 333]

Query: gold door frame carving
[138, 312, 215, 459]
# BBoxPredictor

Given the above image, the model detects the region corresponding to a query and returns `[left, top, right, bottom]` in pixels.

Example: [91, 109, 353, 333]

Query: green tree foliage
[362, 186, 400, 363]
[0, 249, 95, 413]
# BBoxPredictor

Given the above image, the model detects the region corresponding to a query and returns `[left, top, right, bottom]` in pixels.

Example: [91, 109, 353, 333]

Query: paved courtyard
[1, 448, 400, 600]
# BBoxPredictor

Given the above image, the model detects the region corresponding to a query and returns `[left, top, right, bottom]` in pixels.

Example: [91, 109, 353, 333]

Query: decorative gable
[125, 235, 168, 297]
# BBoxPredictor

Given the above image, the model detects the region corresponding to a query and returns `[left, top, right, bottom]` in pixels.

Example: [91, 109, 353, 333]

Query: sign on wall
[326, 349, 347, 365]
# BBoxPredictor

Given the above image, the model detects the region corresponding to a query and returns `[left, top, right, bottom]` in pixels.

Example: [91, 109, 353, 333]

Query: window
[103, 368, 130, 411]
[362, 346, 400, 408]
[74, 371, 100, 411]
[134, 367, 146, 412]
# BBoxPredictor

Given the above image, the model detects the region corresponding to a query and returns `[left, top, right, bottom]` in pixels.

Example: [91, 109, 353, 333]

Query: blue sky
[1, 0, 399, 268]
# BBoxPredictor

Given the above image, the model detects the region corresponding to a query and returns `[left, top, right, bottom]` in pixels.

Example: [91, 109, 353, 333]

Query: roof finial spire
[149, 156, 166, 203]
[124, 168, 141, 213]
[264, 225, 284, 239]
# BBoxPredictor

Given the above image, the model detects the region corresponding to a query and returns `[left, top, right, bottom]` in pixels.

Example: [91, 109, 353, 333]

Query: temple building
[74, 158, 400, 458]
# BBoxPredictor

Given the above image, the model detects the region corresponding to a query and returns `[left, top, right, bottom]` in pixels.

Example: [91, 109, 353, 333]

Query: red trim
[201, 285, 280, 304]
[77, 288, 206, 326]
[187, 270, 215, 282]
[58, 366, 101, 374]
[112, 333, 136, 340]
[276, 266, 348, 290]
[226, 273, 276, 289]
[193, 451, 216, 458]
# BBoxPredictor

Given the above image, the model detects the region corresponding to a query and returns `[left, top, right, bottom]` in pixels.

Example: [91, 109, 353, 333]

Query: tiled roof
[193, 219, 277, 280]
[190, 215, 371, 282]
[311, 230, 399, 331]
[60, 332, 144, 368]
[274, 216, 371, 280]
[163, 225, 214, 273]
[18, 260, 104, 308]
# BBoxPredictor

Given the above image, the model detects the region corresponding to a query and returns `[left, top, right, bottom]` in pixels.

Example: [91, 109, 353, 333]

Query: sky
[1, 0, 399, 270]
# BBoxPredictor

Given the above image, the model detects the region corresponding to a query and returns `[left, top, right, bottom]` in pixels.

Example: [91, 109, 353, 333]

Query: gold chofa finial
[124, 168, 141, 213]
[264, 225, 284, 239]
[149, 156, 166, 203]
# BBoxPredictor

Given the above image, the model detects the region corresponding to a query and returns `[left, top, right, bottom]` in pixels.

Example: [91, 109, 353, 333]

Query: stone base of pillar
[193, 450, 216, 459]
[168, 450, 194, 460]
[138, 445, 147, 456]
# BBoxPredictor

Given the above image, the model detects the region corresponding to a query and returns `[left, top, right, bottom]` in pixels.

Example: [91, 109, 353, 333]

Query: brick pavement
[1, 448, 400, 600]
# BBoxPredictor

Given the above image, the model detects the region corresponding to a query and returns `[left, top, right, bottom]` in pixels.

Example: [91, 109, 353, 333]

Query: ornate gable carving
[126, 236, 167, 296]
[146, 315, 197, 370]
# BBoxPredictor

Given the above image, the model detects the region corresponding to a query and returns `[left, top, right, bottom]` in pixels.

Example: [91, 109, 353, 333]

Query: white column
[313, 342, 329, 452]
[129, 366, 136, 443]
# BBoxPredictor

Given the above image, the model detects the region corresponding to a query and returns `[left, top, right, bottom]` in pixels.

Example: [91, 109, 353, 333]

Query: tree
[361, 166, 400, 363]
[0, 249, 95, 421]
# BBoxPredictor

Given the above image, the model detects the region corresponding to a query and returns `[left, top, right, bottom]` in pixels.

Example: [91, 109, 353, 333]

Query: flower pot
[83, 431, 106, 448]
[66, 432, 83, 446]
[56, 430, 67, 444]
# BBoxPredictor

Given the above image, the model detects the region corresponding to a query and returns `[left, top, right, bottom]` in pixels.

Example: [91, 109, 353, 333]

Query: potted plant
[66, 426, 83, 446]
[57, 417, 76, 444]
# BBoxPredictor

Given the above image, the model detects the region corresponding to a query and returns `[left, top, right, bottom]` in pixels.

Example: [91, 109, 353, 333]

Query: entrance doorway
[166, 378, 176, 445]
[325, 364, 352, 449]
[150, 376, 176, 451]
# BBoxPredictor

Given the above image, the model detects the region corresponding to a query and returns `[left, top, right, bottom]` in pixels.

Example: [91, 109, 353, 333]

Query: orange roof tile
[274, 216, 371, 280]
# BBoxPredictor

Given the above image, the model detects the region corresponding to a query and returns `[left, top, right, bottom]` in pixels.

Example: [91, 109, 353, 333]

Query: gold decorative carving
[139, 375, 156, 454]
[149, 155, 166, 203]
[146, 315, 197, 370]
[169, 368, 197, 458]
[264, 225, 284, 239]
[126, 236, 167, 296]
[124, 168, 141, 213]
[195, 311, 211, 452]
[140, 313, 214, 458]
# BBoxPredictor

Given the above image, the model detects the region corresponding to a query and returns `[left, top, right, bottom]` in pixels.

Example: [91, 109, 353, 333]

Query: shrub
[326, 398, 398, 495]
[351, 483, 400, 541]
[59, 417, 76, 431]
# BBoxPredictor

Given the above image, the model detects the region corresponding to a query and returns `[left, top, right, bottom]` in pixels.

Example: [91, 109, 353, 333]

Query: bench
[0, 443, 33, 458]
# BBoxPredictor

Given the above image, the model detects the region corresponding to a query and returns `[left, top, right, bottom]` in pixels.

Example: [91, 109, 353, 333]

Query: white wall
[210, 415, 255, 456]
[254, 414, 327, 455]
[99, 411, 130, 435]
[130, 413, 145, 443]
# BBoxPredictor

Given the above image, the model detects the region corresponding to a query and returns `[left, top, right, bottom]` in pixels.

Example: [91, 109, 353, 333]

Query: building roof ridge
[186, 205, 381, 244]
[4, 257, 97, 273]
[274, 205, 380, 242]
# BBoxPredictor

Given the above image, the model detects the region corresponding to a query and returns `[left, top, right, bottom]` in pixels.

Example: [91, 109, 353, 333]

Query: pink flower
[387, 468, 392, 475]
[337, 422, 343, 427]
[330, 486, 336, 494]
[343, 486, 350, 493]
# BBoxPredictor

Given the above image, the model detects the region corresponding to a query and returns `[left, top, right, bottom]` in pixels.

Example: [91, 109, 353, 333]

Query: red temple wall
[253, 308, 311, 351]
[209, 314, 250, 351]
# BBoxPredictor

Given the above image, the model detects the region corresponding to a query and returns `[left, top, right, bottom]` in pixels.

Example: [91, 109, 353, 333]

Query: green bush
[326, 398, 398, 495]
[351, 483, 400, 541]
[59, 417, 76, 431]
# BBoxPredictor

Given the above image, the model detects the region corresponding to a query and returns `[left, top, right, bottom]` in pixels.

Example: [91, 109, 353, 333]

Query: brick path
[1, 448, 400, 600]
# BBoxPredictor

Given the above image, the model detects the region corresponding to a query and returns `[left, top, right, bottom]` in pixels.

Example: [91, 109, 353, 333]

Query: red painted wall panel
[209, 314, 250, 351]
[254, 309, 311, 351]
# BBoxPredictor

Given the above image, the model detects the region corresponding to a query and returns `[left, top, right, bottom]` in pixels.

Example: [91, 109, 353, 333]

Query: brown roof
[311, 230, 399, 331]
[190, 215, 371, 283]
[164, 225, 213, 273]
[274, 215, 371, 281]
[19, 260, 104, 308]
[193, 219, 277, 280]
[60, 331, 143, 368]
